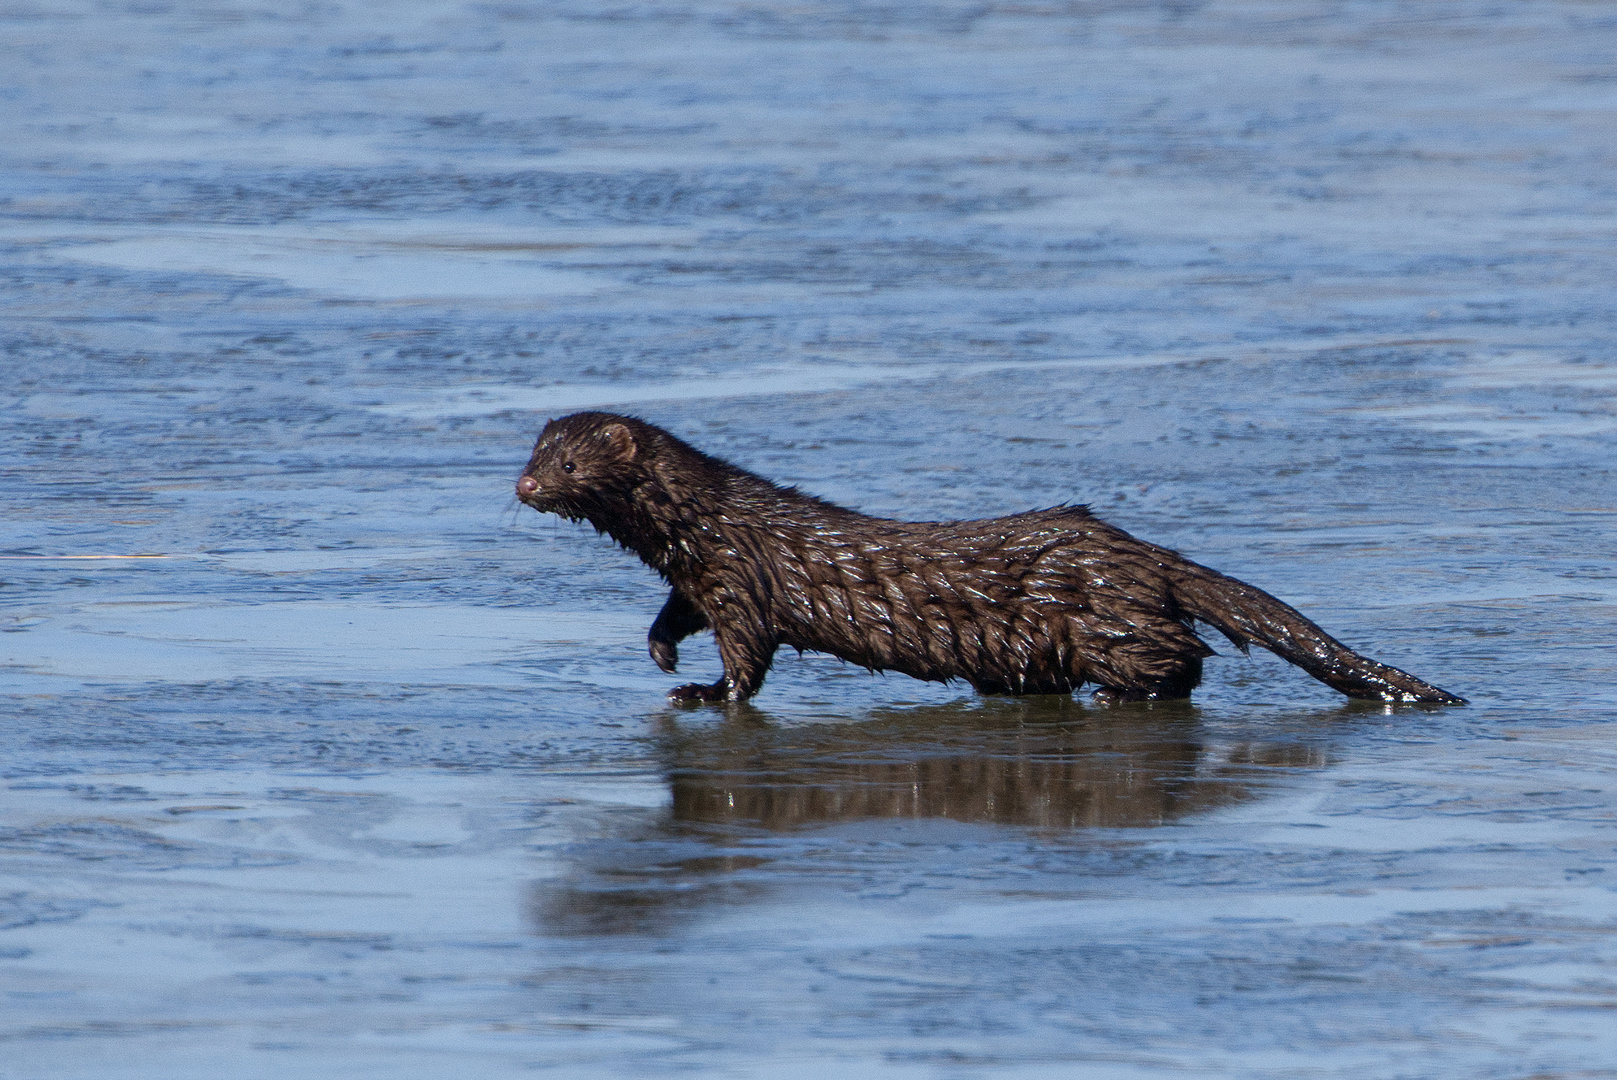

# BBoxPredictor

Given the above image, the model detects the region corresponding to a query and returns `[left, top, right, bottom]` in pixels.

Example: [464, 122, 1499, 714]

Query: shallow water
[3, 1, 1616, 1076]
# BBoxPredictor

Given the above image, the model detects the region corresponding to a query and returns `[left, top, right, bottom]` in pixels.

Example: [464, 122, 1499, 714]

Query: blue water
[3, 2, 1616, 1077]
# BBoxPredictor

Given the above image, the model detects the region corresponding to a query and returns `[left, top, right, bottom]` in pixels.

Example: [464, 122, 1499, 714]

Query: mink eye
[562, 461, 575, 473]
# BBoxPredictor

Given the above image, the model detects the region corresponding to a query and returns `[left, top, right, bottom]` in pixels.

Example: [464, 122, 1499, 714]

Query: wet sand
[3, 2, 1616, 1076]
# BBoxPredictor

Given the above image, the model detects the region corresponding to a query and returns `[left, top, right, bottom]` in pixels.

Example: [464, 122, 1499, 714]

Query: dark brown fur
[515, 412, 1464, 706]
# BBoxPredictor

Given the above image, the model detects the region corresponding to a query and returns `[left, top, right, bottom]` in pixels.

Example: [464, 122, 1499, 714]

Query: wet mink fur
[515, 412, 1464, 706]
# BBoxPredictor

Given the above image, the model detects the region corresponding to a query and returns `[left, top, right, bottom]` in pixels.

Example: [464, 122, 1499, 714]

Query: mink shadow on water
[526, 698, 1336, 938]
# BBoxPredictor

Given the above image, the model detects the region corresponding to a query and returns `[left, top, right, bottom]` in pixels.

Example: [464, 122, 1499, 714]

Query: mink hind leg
[1091, 658, 1203, 704]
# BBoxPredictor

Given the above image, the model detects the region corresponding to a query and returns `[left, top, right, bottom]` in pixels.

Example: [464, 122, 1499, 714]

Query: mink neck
[585, 452, 813, 579]
[584, 485, 691, 576]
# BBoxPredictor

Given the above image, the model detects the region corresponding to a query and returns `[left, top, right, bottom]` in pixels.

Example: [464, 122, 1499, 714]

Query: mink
[515, 412, 1464, 706]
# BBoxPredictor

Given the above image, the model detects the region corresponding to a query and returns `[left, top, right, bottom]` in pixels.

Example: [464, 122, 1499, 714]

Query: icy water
[3, 1, 1617, 1077]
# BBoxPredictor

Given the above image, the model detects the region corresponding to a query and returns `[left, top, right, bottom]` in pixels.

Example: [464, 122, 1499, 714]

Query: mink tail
[1170, 564, 1465, 704]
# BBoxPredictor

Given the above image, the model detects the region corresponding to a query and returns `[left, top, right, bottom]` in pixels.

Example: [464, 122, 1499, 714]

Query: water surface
[3, 2, 1616, 1077]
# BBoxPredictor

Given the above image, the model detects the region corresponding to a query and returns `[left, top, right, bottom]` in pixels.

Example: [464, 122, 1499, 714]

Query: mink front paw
[668, 680, 728, 704]
[649, 638, 679, 674]
[1091, 686, 1149, 704]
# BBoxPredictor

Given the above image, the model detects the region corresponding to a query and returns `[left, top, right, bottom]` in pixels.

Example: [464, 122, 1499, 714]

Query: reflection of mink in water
[515, 412, 1464, 706]
[663, 716, 1330, 829]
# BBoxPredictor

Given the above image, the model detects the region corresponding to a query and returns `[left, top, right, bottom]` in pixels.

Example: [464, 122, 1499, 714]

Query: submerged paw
[668, 681, 727, 704]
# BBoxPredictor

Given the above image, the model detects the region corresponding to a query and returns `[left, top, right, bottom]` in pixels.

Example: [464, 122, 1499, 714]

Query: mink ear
[600, 423, 638, 462]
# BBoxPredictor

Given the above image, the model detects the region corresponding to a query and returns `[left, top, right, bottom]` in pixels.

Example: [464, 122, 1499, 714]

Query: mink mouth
[517, 488, 587, 522]
[516, 488, 560, 515]
[520, 494, 565, 515]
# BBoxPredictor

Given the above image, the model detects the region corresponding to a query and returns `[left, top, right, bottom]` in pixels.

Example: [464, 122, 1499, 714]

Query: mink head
[515, 412, 655, 522]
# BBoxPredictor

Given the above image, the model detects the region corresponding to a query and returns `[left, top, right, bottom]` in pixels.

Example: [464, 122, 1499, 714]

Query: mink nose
[516, 476, 538, 497]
